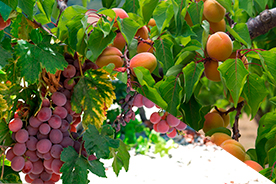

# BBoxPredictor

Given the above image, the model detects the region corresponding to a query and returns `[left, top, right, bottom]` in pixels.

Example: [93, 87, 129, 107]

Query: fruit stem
[232, 101, 244, 141]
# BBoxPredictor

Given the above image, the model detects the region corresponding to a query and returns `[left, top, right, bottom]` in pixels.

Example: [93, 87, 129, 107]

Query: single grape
[8, 118, 23, 132]
[156, 120, 169, 133]
[62, 131, 70, 137]
[60, 136, 74, 148]
[149, 112, 161, 124]
[50, 173, 61, 182]
[61, 89, 71, 99]
[37, 132, 49, 140]
[60, 120, 70, 132]
[73, 141, 81, 153]
[43, 157, 54, 170]
[11, 156, 25, 171]
[167, 128, 177, 138]
[51, 92, 67, 106]
[29, 116, 42, 128]
[22, 160, 33, 174]
[37, 107, 52, 122]
[132, 94, 143, 107]
[13, 143, 26, 156]
[49, 129, 63, 144]
[166, 114, 180, 127]
[31, 160, 44, 175]
[28, 173, 40, 180]
[45, 168, 53, 174]
[39, 123, 51, 135]
[175, 121, 187, 130]
[6, 148, 15, 161]
[43, 152, 52, 160]
[153, 123, 158, 132]
[26, 136, 38, 151]
[36, 150, 44, 159]
[25, 174, 34, 183]
[50, 144, 63, 159]
[88, 154, 97, 161]
[66, 114, 73, 123]
[40, 171, 52, 181]
[64, 101, 75, 115]
[51, 159, 64, 174]
[25, 150, 39, 162]
[27, 125, 38, 136]
[142, 96, 155, 108]
[63, 78, 76, 90]
[36, 139, 52, 154]
[48, 115, 62, 129]
[53, 106, 68, 119]
[31, 178, 44, 184]
[42, 98, 50, 107]
[62, 64, 76, 78]
[44, 180, 55, 184]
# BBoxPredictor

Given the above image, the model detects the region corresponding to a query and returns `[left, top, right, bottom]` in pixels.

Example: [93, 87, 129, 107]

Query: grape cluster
[6, 54, 98, 183]
[132, 94, 187, 138]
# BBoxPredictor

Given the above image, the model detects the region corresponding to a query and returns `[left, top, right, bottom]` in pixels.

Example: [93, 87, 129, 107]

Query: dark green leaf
[259, 49, 276, 85]
[157, 76, 182, 117]
[183, 62, 204, 102]
[118, 17, 140, 46]
[233, 23, 251, 48]
[0, 120, 13, 146]
[0, 45, 12, 68]
[0, 0, 18, 10]
[18, 0, 36, 19]
[171, 0, 188, 36]
[218, 59, 249, 107]
[60, 146, 106, 184]
[14, 36, 68, 84]
[187, 1, 203, 26]
[255, 0, 268, 10]
[0, 1, 13, 21]
[226, 25, 248, 47]
[0, 165, 21, 183]
[71, 69, 116, 129]
[37, 0, 55, 21]
[140, 0, 158, 24]
[102, 0, 115, 8]
[268, 147, 276, 167]
[122, 0, 140, 14]
[153, 1, 174, 33]
[30, 29, 42, 45]
[239, 0, 254, 16]
[83, 124, 120, 159]
[242, 74, 268, 120]
[166, 64, 184, 76]
[112, 140, 130, 176]
[134, 66, 156, 87]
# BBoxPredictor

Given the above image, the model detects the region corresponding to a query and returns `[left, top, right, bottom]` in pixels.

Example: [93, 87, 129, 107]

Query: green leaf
[71, 69, 116, 129]
[0, 94, 8, 112]
[118, 17, 140, 46]
[239, 0, 254, 17]
[111, 139, 130, 176]
[157, 75, 183, 117]
[218, 59, 249, 107]
[0, 45, 12, 68]
[187, 1, 203, 26]
[0, 1, 13, 21]
[154, 35, 174, 74]
[216, 0, 233, 15]
[204, 127, 232, 137]
[18, 0, 36, 19]
[140, 0, 158, 24]
[0, 165, 22, 183]
[259, 49, 276, 85]
[102, 0, 115, 8]
[183, 62, 204, 102]
[0, 120, 13, 146]
[268, 147, 276, 167]
[226, 25, 248, 47]
[134, 66, 156, 87]
[233, 23, 251, 48]
[171, 0, 188, 36]
[37, 0, 55, 21]
[83, 124, 120, 159]
[60, 146, 106, 184]
[30, 28, 42, 44]
[242, 74, 268, 120]
[14, 36, 68, 84]
[87, 27, 116, 62]
[0, 0, 18, 10]
[255, 0, 268, 10]
[153, 1, 174, 33]
[122, 0, 140, 14]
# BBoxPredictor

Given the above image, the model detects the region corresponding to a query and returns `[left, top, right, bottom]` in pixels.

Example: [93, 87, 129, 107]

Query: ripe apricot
[204, 60, 221, 82]
[110, 32, 126, 51]
[203, 0, 226, 23]
[228, 52, 249, 69]
[129, 52, 157, 76]
[206, 32, 233, 61]
[148, 18, 156, 27]
[210, 132, 232, 146]
[135, 26, 149, 40]
[107, 8, 129, 28]
[244, 160, 263, 172]
[202, 112, 224, 133]
[209, 18, 226, 34]
[137, 39, 154, 53]
[95, 47, 124, 68]
[220, 139, 246, 161]
[0, 14, 11, 30]
[210, 108, 230, 127]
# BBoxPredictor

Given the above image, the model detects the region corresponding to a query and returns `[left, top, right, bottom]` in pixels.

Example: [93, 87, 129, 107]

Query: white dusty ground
[20, 143, 273, 184]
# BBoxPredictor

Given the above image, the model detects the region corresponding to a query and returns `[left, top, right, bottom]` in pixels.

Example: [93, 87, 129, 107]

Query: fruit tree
[1, 0, 276, 183]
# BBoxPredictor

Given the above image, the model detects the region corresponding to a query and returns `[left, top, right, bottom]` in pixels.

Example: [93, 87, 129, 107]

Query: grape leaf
[0, 1, 13, 21]
[183, 62, 204, 102]
[11, 13, 33, 40]
[153, 1, 174, 34]
[18, 0, 36, 19]
[60, 146, 106, 184]
[111, 139, 130, 176]
[242, 74, 268, 120]
[0, 120, 13, 146]
[157, 75, 182, 117]
[83, 124, 120, 159]
[0, 0, 18, 10]
[218, 59, 249, 107]
[0, 165, 22, 183]
[71, 69, 116, 129]
[0, 45, 12, 68]
[14, 36, 68, 84]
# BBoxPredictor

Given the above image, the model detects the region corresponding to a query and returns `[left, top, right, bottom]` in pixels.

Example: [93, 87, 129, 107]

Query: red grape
[166, 114, 180, 127]
[51, 92, 67, 106]
[37, 107, 52, 122]
[64, 101, 75, 115]
[42, 98, 50, 107]
[73, 141, 81, 152]
[44, 180, 55, 184]
[37, 139, 52, 154]
[39, 123, 51, 135]
[40, 171, 52, 181]
[51, 159, 63, 174]
[133, 94, 143, 107]
[27, 125, 39, 136]
[60, 136, 74, 148]
[50, 144, 63, 159]
[43, 152, 52, 160]
[31, 160, 44, 175]
[167, 128, 177, 138]
[156, 120, 169, 133]
[142, 96, 155, 108]
[13, 143, 26, 156]
[6, 148, 15, 161]
[25, 150, 39, 162]
[50, 173, 60, 182]
[63, 78, 76, 90]
[28, 173, 39, 179]
[61, 89, 71, 99]
[29, 116, 42, 128]
[31, 178, 44, 184]
[60, 120, 70, 132]
[8, 118, 23, 132]
[53, 106, 68, 119]
[88, 154, 97, 161]
[153, 123, 158, 132]
[11, 156, 25, 171]
[43, 157, 54, 170]
[48, 115, 62, 129]
[26, 136, 38, 151]
[37, 132, 49, 140]
[175, 121, 187, 130]
[49, 129, 63, 144]
[150, 112, 161, 124]
[62, 64, 76, 78]
[22, 160, 33, 174]
[25, 174, 34, 183]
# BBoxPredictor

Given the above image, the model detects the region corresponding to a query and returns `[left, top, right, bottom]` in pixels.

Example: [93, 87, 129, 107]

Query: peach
[244, 160, 263, 172]
[148, 18, 156, 27]
[95, 47, 124, 68]
[137, 39, 154, 53]
[202, 112, 224, 133]
[135, 26, 149, 40]
[110, 32, 126, 51]
[206, 32, 233, 61]
[210, 132, 232, 146]
[209, 18, 226, 34]
[210, 108, 230, 127]
[107, 8, 129, 28]
[204, 60, 221, 82]
[203, 0, 226, 23]
[220, 139, 246, 161]
[129, 52, 157, 76]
